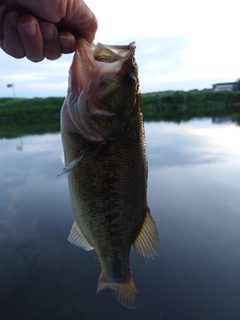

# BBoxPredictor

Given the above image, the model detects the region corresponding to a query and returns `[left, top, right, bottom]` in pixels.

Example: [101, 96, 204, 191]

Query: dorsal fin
[132, 207, 159, 260]
[68, 221, 94, 251]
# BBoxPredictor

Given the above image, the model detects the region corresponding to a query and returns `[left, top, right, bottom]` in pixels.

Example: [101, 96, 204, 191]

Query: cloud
[0, 52, 73, 98]
[136, 36, 188, 74]
[0, 36, 189, 97]
[134, 36, 189, 92]
[0, 0, 239, 97]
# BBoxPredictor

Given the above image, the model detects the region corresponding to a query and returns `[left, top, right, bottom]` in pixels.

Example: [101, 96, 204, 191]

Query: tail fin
[97, 270, 139, 309]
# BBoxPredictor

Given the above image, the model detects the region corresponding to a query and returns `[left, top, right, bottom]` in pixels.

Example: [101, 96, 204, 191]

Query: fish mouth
[69, 39, 137, 94]
[93, 42, 136, 63]
[69, 39, 95, 94]
[67, 39, 137, 142]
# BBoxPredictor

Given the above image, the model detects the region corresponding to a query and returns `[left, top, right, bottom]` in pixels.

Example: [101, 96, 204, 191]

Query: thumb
[62, 0, 98, 44]
[16, 0, 98, 44]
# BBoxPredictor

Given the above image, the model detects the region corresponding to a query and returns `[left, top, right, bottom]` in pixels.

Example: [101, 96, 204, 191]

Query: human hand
[0, 0, 98, 62]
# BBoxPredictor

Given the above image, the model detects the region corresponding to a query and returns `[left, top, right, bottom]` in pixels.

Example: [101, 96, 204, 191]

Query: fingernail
[9, 12, 20, 29]
[21, 21, 36, 37]
[59, 35, 71, 49]
[41, 22, 55, 40]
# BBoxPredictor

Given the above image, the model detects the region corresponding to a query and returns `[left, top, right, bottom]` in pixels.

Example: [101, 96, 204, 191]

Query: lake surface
[0, 119, 240, 320]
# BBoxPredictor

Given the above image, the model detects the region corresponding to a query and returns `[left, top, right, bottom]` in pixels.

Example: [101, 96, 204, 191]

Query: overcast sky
[0, 0, 239, 98]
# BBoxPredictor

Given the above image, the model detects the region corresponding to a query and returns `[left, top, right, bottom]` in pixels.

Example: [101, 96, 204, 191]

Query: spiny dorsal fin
[132, 207, 159, 261]
[68, 221, 94, 251]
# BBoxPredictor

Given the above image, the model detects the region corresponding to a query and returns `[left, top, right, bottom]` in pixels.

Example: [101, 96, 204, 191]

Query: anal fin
[133, 207, 159, 260]
[68, 221, 94, 251]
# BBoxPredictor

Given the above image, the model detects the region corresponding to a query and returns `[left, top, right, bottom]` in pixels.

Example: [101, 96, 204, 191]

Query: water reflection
[0, 120, 240, 320]
[146, 119, 240, 168]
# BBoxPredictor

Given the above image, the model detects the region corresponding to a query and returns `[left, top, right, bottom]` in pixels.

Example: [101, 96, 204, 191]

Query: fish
[60, 38, 159, 309]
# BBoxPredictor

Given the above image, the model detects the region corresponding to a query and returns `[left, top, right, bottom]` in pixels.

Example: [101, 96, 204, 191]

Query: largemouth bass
[60, 39, 158, 308]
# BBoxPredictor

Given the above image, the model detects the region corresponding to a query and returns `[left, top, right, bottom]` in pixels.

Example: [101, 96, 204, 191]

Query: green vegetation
[142, 90, 240, 122]
[1, 91, 240, 138]
[0, 97, 64, 119]
[0, 118, 60, 139]
[0, 97, 63, 138]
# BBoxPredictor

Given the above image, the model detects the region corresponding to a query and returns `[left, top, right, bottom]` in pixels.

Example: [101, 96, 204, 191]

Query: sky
[0, 0, 240, 98]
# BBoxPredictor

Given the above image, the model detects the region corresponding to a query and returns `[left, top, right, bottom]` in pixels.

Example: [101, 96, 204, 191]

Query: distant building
[212, 82, 239, 91]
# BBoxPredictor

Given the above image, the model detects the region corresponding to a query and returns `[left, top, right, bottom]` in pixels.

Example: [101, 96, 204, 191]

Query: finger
[1, 11, 25, 58]
[12, 1, 98, 43]
[40, 21, 62, 60]
[17, 14, 44, 62]
[59, 32, 76, 54]
[63, 1, 98, 44]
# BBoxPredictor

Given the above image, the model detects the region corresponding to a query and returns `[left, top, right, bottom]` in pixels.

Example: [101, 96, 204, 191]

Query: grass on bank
[142, 90, 240, 122]
[1, 90, 240, 123]
[0, 97, 64, 118]
[1, 91, 240, 138]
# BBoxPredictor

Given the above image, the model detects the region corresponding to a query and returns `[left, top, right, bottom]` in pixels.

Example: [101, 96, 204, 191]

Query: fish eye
[124, 73, 136, 86]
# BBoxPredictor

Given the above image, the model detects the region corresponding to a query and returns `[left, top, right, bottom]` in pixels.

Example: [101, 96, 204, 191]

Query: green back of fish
[65, 107, 147, 279]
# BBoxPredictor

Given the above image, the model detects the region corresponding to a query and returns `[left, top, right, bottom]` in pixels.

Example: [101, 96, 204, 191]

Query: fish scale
[60, 39, 158, 308]
[68, 114, 145, 247]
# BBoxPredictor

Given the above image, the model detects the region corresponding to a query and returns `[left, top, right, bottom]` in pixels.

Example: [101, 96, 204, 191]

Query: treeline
[0, 97, 64, 119]
[141, 90, 240, 122]
[1, 91, 240, 124]
[1, 91, 240, 138]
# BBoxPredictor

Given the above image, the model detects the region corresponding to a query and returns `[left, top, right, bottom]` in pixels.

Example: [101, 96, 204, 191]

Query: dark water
[0, 119, 240, 320]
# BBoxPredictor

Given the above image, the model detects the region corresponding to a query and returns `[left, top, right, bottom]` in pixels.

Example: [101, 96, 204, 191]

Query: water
[0, 119, 240, 320]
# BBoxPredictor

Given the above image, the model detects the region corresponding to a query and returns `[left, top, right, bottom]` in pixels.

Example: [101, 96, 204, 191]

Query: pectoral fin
[58, 145, 89, 176]
[132, 208, 159, 261]
[61, 152, 65, 165]
[68, 221, 94, 251]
